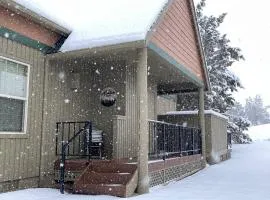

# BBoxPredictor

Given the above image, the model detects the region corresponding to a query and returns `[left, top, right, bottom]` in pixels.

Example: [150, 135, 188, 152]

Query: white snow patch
[166, 110, 229, 120]
[246, 123, 270, 141]
[15, 0, 168, 51]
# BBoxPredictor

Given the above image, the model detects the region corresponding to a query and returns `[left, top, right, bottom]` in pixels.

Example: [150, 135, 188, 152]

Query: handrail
[59, 121, 92, 194]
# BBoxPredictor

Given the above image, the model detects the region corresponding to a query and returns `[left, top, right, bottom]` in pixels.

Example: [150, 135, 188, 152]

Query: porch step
[54, 160, 138, 197]
[54, 159, 90, 171]
[54, 159, 90, 182]
[74, 183, 127, 197]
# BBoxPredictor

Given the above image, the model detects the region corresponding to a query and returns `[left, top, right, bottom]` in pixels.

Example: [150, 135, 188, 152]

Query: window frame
[0, 55, 30, 135]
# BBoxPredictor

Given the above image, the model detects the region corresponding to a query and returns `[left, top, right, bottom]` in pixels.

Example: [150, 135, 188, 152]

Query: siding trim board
[148, 42, 204, 87]
[0, 27, 56, 54]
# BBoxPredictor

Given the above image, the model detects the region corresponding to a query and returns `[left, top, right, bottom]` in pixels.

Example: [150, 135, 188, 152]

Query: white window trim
[0, 55, 30, 135]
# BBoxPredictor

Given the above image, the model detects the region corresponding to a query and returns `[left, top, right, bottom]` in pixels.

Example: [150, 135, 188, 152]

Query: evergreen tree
[227, 102, 252, 144]
[245, 95, 270, 125]
[177, 0, 250, 143]
[227, 102, 246, 117]
[178, 0, 244, 112]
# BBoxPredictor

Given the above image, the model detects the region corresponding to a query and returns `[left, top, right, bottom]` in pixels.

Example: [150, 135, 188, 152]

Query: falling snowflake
[4, 32, 9, 38]
[64, 99, 70, 104]
[58, 72, 65, 80]
[95, 69, 100, 75]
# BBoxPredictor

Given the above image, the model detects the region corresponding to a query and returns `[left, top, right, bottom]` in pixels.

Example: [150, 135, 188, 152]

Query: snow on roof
[14, 0, 168, 52]
[166, 110, 229, 120]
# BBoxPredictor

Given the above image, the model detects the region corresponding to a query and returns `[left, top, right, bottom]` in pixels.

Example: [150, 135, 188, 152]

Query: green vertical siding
[0, 35, 45, 188]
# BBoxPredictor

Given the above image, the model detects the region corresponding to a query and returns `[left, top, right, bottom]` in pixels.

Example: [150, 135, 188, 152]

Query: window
[0, 56, 29, 133]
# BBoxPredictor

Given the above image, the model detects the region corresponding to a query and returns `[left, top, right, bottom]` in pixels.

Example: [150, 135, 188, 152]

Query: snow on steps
[54, 160, 138, 197]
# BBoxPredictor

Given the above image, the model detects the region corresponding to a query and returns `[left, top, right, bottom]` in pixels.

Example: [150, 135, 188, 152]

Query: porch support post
[198, 87, 207, 166]
[136, 47, 149, 194]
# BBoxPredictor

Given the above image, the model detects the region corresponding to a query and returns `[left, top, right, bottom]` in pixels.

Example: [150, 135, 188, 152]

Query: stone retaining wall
[149, 155, 204, 187]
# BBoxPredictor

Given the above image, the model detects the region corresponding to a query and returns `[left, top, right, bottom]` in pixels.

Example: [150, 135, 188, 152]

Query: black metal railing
[56, 121, 94, 157]
[56, 121, 92, 194]
[148, 120, 202, 160]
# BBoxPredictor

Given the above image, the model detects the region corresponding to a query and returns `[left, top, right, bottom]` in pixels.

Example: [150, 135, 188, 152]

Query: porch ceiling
[46, 42, 202, 95]
[148, 48, 199, 95]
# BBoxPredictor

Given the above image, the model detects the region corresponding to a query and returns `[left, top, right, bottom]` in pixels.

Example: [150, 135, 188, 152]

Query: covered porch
[40, 43, 207, 195]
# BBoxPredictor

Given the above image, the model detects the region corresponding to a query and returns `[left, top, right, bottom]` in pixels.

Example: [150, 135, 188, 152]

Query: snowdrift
[246, 124, 270, 141]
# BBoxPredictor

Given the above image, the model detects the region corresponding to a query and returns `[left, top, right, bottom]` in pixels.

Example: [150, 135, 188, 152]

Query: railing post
[60, 142, 66, 194]
[192, 128, 195, 155]
[163, 124, 166, 161]
[88, 122, 92, 160]
[179, 126, 182, 156]
[55, 123, 59, 155]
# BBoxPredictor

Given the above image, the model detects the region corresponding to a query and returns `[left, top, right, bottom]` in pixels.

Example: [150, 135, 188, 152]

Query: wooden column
[198, 87, 206, 166]
[136, 47, 149, 194]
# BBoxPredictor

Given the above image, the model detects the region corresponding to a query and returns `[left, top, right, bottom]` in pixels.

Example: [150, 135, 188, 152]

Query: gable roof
[13, 0, 210, 90]
[14, 0, 168, 52]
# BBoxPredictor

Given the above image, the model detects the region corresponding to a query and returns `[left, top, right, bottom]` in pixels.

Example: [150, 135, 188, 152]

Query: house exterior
[0, 0, 216, 196]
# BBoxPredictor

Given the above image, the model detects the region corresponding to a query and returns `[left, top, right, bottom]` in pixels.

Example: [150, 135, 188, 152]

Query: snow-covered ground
[1, 141, 270, 200]
[246, 123, 270, 141]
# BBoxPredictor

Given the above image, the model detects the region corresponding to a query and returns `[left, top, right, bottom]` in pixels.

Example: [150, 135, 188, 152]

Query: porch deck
[54, 120, 202, 196]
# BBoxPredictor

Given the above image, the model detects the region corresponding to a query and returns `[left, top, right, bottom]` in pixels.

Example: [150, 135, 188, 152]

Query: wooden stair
[54, 160, 138, 197]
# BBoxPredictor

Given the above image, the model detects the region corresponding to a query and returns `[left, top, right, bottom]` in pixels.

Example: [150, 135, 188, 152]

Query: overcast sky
[194, 0, 270, 106]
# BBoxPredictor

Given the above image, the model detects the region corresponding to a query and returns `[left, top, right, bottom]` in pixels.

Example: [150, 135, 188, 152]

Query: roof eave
[145, 0, 211, 91]
[46, 40, 146, 60]
[0, 0, 71, 36]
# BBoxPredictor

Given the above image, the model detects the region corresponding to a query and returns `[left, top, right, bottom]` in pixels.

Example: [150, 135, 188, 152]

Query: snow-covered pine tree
[177, 0, 249, 143]
[245, 95, 270, 125]
[227, 102, 252, 144]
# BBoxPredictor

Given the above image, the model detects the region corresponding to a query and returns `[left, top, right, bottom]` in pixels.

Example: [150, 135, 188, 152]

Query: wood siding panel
[149, 0, 204, 81]
[0, 6, 61, 46]
[0, 36, 45, 184]
[120, 57, 158, 160]
[40, 58, 126, 185]
[157, 96, 177, 115]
